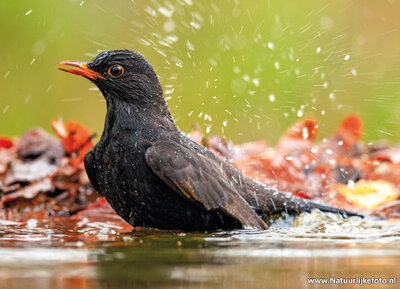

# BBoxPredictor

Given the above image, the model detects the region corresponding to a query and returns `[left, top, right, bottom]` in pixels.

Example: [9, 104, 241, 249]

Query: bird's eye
[108, 65, 124, 78]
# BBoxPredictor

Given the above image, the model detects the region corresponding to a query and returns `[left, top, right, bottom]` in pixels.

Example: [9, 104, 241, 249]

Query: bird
[57, 49, 362, 231]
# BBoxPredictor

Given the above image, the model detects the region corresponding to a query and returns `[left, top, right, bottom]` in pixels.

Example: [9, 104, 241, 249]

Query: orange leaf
[52, 119, 93, 153]
[277, 117, 318, 152]
[337, 114, 363, 146]
[51, 119, 93, 167]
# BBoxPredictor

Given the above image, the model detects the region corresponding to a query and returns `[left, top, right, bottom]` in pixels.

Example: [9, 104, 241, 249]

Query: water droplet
[158, 7, 173, 17]
[252, 78, 260, 86]
[269, 94, 275, 102]
[190, 21, 201, 30]
[302, 127, 309, 140]
[347, 180, 355, 189]
[297, 110, 303, 117]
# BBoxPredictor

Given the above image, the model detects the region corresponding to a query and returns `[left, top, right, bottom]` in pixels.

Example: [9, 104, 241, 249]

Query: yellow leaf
[336, 180, 399, 209]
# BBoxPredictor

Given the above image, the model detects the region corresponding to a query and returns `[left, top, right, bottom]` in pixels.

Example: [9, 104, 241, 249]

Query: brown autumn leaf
[1, 113, 400, 221]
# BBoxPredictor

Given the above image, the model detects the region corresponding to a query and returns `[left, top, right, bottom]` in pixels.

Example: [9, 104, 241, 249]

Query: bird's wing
[145, 141, 268, 230]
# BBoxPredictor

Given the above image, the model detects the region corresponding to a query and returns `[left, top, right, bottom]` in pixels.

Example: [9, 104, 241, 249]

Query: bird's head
[58, 50, 163, 103]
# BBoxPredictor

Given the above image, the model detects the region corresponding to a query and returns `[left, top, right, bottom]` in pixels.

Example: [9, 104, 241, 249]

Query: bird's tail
[250, 183, 364, 218]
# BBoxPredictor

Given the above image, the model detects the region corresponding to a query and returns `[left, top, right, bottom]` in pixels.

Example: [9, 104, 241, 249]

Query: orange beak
[57, 61, 105, 80]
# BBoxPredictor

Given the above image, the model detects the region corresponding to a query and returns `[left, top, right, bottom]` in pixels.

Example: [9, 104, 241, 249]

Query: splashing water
[1, 208, 400, 289]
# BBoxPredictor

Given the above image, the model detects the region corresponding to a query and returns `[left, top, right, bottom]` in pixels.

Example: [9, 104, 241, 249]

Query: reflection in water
[0, 211, 399, 289]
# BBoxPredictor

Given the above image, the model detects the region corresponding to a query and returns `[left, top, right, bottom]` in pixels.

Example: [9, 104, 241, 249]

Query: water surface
[1, 210, 399, 289]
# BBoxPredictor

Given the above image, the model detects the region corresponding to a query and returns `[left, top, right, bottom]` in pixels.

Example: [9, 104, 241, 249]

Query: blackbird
[58, 49, 361, 230]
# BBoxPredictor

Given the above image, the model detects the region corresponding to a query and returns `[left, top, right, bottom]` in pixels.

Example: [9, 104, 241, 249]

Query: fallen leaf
[52, 119, 93, 167]
[277, 117, 318, 152]
[336, 180, 399, 209]
[0, 136, 13, 149]
[52, 119, 93, 154]
[374, 200, 400, 218]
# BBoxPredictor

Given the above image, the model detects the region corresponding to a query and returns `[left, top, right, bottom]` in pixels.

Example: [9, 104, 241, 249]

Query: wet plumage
[58, 49, 361, 230]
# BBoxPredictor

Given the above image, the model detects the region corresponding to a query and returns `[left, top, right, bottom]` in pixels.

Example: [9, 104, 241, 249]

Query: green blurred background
[1, 0, 400, 144]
